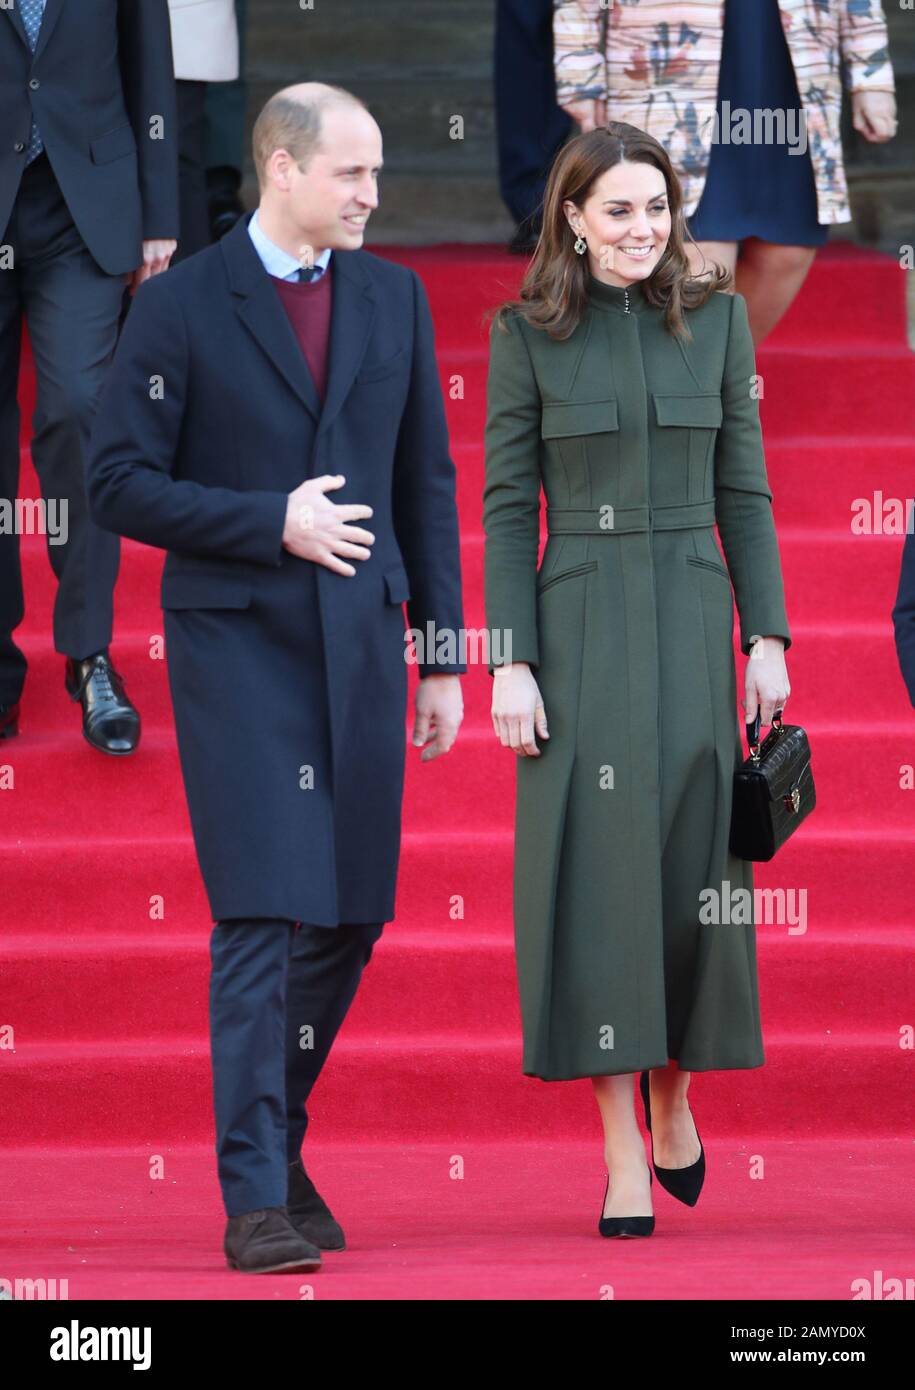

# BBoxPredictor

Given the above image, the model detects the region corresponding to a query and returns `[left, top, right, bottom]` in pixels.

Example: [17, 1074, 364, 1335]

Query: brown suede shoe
[287, 1158, 345, 1250]
[224, 1205, 323, 1273]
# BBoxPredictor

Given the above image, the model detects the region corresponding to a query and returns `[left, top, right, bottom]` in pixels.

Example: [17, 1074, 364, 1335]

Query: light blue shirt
[247, 208, 333, 282]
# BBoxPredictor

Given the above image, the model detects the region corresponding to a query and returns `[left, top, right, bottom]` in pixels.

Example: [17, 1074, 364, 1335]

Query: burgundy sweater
[270, 266, 333, 403]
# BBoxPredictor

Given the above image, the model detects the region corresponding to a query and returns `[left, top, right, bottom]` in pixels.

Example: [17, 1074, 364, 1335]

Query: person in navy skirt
[554, 0, 898, 343]
[685, 0, 826, 340]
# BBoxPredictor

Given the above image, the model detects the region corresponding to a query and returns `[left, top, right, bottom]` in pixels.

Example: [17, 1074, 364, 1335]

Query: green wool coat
[482, 273, 792, 1082]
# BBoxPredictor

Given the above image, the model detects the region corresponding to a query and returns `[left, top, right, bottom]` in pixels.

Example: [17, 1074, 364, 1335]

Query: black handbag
[729, 709, 815, 861]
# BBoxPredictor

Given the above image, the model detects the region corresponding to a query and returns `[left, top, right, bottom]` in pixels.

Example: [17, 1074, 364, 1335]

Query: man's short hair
[252, 86, 370, 188]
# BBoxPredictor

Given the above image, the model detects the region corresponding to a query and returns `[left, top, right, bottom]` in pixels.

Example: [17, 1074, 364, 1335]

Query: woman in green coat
[482, 123, 792, 1236]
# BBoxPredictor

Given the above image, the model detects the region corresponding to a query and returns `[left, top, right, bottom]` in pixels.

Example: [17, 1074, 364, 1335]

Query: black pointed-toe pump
[598, 1168, 655, 1238]
[639, 1069, 705, 1207]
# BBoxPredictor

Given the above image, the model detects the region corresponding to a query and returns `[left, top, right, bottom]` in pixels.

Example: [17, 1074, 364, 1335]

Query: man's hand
[743, 636, 790, 728]
[412, 674, 463, 761]
[283, 474, 375, 574]
[125, 239, 177, 291]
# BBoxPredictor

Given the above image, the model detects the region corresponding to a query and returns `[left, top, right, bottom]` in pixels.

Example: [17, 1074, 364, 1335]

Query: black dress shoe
[639, 1069, 706, 1206]
[224, 1205, 323, 1274]
[0, 700, 20, 739]
[287, 1157, 345, 1250]
[64, 651, 140, 755]
[598, 1168, 654, 1238]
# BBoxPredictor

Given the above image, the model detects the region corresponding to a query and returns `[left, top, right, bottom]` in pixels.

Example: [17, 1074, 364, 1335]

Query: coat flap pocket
[160, 573, 253, 610]
[356, 347, 408, 383]
[90, 123, 138, 165]
[383, 565, 411, 604]
[653, 393, 723, 428]
[541, 398, 619, 439]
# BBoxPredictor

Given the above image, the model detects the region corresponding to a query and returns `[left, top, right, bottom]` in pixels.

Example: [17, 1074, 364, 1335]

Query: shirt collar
[247, 208, 333, 282]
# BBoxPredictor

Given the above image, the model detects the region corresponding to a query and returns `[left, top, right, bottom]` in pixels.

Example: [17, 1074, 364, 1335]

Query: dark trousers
[173, 79, 211, 265]
[0, 150, 128, 705]
[209, 917, 385, 1217]
[494, 0, 574, 226]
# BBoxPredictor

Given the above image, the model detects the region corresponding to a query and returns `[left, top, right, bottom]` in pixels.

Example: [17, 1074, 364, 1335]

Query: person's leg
[173, 79, 211, 264]
[685, 238, 739, 285]
[285, 920, 385, 1164]
[0, 215, 26, 708]
[18, 154, 126, 662]
[592, 1074, 653, 1219]
[204, 0, 248, 240]
[642, 1060, 702, 1167]
[209, 917, 296, 1216]
[494, 0, 574, 229]
[735, 237, 818, 345]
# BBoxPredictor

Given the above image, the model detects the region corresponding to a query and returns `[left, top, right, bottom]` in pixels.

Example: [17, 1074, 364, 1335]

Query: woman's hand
[851, 90, 897, 142]
[491, 662, 549, 756]
[742, 636, 791, 729]
[561, 97, 607, 132]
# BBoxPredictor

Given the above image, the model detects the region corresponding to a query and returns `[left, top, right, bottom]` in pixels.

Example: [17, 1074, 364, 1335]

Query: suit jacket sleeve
[714, 291, 793, 656]
[87, 276, 289, 565]
[392, 270, 467, 677]
[118, 0, 180, 241]
[482, 310, 543, 674]
[892, 526, 915, 708]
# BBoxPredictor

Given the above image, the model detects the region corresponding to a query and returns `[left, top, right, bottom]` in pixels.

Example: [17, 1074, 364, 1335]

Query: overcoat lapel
[221, 213, 376, 433]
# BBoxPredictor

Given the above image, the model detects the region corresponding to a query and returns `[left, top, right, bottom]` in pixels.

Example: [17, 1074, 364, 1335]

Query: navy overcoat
[88, 214, 465, 925]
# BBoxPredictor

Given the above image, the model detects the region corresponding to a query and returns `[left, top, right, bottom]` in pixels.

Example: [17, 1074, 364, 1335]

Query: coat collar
[585, 271, 650, 315]
[4, 0, 65, 62]
[221, 211, 377, 431]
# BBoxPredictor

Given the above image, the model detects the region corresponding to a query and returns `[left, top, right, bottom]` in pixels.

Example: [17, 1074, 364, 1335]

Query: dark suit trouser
[173, 79, 211, 266]
[204, 0, 248, 172]
[209, 917, 385, 1217]
[494, 0, 574, 226]
[0, 150, 128, 705]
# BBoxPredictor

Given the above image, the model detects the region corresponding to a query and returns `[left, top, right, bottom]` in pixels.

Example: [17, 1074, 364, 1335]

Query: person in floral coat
[553, 0, 897, 341]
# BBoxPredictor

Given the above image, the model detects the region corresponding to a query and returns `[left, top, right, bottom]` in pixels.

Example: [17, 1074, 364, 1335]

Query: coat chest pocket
[356, 347, 408, 384]
[653, 393, 723, 482]
[653, 394, 723, 429]
[541, 399, 618, 439]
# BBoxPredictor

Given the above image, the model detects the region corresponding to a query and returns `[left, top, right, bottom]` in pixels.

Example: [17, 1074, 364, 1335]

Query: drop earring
[573, 232, 587, 255]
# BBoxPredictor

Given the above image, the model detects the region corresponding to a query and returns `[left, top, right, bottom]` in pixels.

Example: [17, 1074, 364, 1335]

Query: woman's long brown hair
[487, 121, 732, 343]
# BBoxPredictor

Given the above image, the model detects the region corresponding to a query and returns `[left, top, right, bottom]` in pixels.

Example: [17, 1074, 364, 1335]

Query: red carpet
[3, 242, 915, 1298]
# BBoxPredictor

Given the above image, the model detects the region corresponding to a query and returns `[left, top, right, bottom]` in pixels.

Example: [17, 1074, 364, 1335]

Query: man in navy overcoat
[88, 83, 466, 1274]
